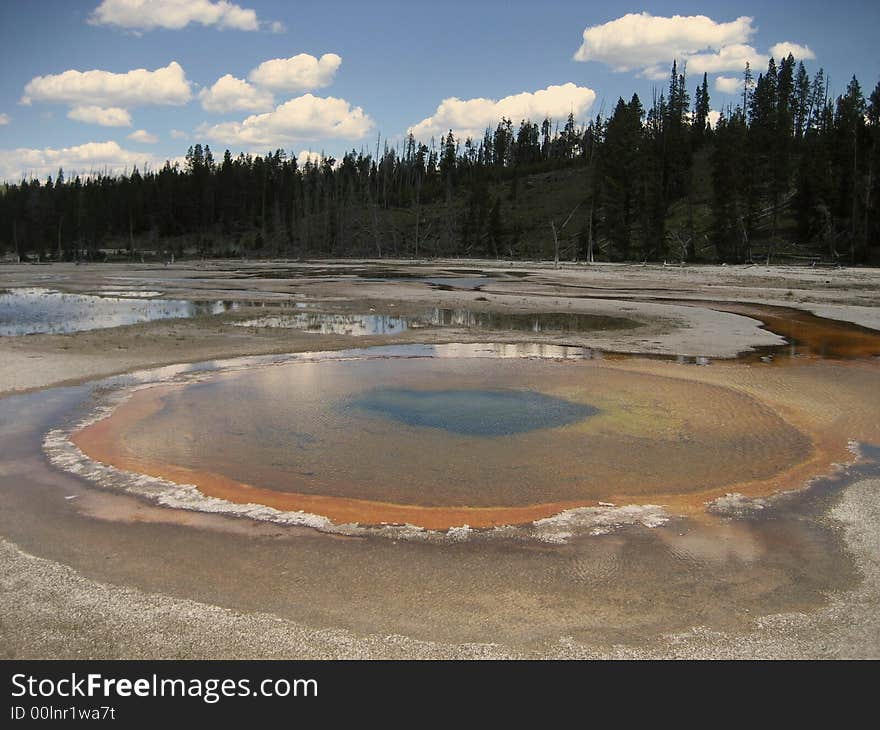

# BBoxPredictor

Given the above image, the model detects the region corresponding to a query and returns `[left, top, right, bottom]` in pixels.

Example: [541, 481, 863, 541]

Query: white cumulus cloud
[128, 129, 159, 143]
[170, 129, 188, 139]
[408, 83, 597, 142]
[21, 61, 192, 108]
[248, 53, 342, 92]
[574, 12, 756, 75]
[682, 43, 767, 76]
[573, 12, 815, 81]
[0, 140, 165, 182]
[89, 0, 260, 32]
[769, 42, 816, 60]
[198, 94, 373, 147]
[715, 76, 744, 94]
[0, 113, 10, 126]
[200, 74, 274, 113]
[67, 105, 132, 127]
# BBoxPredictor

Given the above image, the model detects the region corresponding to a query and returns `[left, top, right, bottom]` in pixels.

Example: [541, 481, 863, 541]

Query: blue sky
[1, 0, 878, 181]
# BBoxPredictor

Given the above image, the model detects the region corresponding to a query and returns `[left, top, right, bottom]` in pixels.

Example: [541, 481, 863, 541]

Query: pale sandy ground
[1, 259, 878, 659]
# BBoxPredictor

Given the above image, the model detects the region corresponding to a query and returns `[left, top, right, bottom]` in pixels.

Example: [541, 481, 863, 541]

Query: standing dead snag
[551, 202, 582, 268]
[668, 230, 692, 266]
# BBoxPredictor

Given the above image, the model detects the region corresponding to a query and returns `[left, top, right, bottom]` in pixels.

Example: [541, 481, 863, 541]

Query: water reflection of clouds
[236, 312, 410, 336]
[234, 309, 632, 339]
[428, 342, 597, 359]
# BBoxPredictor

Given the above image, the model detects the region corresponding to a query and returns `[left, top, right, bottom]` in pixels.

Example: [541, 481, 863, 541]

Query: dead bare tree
[667, 230, 692, 266]
[585, 201, 595, 264]
[550, 202, 582, 269]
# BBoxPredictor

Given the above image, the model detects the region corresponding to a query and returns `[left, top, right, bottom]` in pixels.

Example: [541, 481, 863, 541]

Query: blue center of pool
[350, 388, 597, 436]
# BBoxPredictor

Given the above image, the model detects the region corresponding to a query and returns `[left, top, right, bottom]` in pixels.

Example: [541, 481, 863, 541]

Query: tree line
[1, 57, 878, 264]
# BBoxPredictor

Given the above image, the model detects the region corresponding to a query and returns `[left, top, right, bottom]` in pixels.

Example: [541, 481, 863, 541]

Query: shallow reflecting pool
[235, 308, 638, 336]
[0, 287, 239, 335]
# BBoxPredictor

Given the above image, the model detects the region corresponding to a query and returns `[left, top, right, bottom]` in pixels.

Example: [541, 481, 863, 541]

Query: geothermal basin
[3, 260, 880, 658]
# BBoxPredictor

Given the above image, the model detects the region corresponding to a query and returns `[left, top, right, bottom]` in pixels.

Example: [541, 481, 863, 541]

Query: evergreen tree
[793, 62, 811, 139]
[866, 82, 880, 262]
[833, 76, 867, 261]
[711, 110, 749, 261]
[599, 96, 643, 259]
[692, 73, 711, 149]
